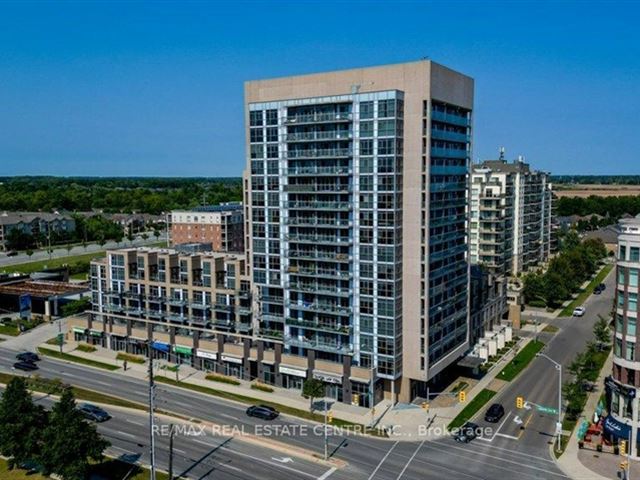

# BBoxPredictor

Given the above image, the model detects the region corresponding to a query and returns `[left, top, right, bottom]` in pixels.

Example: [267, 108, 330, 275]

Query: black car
[78, 403, 111, 422]
[484, 403, 505, 423]
[453, 422, 480, 443]
[13, 361, 38, 372]
[598, 283, 606, 291]
[246, 405, 279, 420]
[16, 352, 40, 363]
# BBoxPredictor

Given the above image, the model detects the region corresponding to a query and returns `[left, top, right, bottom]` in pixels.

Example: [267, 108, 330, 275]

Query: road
[0, 234, 165, 268]
[0, 270, 615, 479]
[469, 266, 615, 458]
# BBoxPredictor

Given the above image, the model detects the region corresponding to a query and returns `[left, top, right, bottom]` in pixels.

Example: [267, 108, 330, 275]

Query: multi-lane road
[0, 267, 615, 479]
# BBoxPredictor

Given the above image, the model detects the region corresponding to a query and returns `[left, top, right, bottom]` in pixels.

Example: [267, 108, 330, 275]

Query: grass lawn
[560, 263, 614, 317]
[0, 457, 168, 480]
[543, 325, 559, 333]
[0, 324, 20, 336]
[155, 376, 387, 437]
[498, 340, 545, 382]
[448, 389, 497, 430]
[0, 251, 105, 275]
[37, 347, 120, 371]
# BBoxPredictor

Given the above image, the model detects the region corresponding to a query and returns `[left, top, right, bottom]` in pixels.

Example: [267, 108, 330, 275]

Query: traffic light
[516, 396, 524, 409]
[620, 440, 627, 456]
[327, 411, 334, 423]
[421, 402, 430, 411]
[620, 461, 628, 470]
[458, 391, 466, 403]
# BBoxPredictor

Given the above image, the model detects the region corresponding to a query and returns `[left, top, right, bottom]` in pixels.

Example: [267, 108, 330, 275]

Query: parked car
[484, 403, 505, 423]
[5, 250, 18, 257]
[453, 422, 480, 443]
[573, 306, 586, 317]
[598, 283, 606, 291]
[16, 352, 40, 363]
[246, 405, 279, 420]
[78, 403, 111, 422]
[13, 361, 38, 372]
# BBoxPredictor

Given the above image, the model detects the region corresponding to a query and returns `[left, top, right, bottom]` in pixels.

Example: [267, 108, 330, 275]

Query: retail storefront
[72, 326, 87, 342]
[128, 337, 148, 356]
[110, 334, 128, 351]
[87, 329, 105, 347]
[196, 350, 218, 371]
[173, 345, 193, 366]
[313, 371, 343, 402]
[279, 365, 306, 390]
[151, 341, 170, 361]
[221, 354, 243, 379]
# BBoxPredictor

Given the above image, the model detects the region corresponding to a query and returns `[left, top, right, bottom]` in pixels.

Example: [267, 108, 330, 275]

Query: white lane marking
[470, 442, 557, 463]
[174, 448, 187, 455]
[108, 445, 131, 454]
[193, 438, 215, 447]
[218, 413, 242, 422]
[116, 430, 136, 438]
[318, 467, 337, 480]
[125, 418, 144, 426]
[91, 380, 111, 386]
[421, 440, 568, 479]
[59, 372, 78, 377]
[367, 440, 399, 479]
[495, 433, 520, 440]
[219, 446, 317, 479]
[223, 464, 243, 473]
[396, 440, 424, 479]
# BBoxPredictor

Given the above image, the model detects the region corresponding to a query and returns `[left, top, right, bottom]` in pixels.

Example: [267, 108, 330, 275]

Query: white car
[573, 306, 586, 317]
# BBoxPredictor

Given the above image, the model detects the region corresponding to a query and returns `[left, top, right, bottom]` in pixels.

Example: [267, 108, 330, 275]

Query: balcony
[290, 268, 350, 280]
[124, 307, 144, 316]
[430, 129, 470, 143]
[286, 201, 351, 211]
[167, 314, 188, 324]
[285, 335, 353, 354]
[285, 184, 351, 194]
[286, 148, 352, 159]
[213, 303, 234, 312]
[190, 302, 210, 309]
[288, 301, 351, 316]
[260, 329, 283, 340]
[287, 233, 352, 245]
[430, 147, 469, 159]
[284, 112, 352, 125]
[286, 217, 352, 228]
[147, 310, 165, 319]
[430, 165, 468, 176]
[239, 290, 252, 300]
[147, 296, 165, 304]
[261, 314, 285, 323]
[288, 281, 351, 298]
[431, 110, 469, 127]
[288, 250, 351, 263]
[260, 295, 284, 304]
[167, 297, 188, 306]
[286, 318, 351, 334]
[149, 274, 166, 282]
[288, 166, 352, 176]
[238, 306, 252, 316]
[286, 130, 352, 142]
[236, 322, 252, 333]
[104, 304, 123, 313]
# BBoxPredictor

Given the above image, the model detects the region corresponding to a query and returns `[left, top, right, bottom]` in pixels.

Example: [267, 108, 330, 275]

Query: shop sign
[279, 366, 307, 378]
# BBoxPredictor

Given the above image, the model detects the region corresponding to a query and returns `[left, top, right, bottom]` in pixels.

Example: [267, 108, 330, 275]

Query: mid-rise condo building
[170, 203, 244, 252]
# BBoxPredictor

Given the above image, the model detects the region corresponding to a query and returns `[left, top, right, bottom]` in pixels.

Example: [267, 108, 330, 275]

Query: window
[615, 338, 622, 356]
[266, 127, 278, 142]
[630, 293, 638, 312]
[267, 144, 279, 159]
[250, 128, 263, 143]
[266, 109, 277, 125]
[360, 157, 374, 174]
[619, 267, 626, 285]
[360, 101, 374, 119]
[251, 160, 263, 175]
[631, 247, 640, 262]
[378, 139, 395, 155]
[628, 317, 636, 337]
[250, 144, 264, 159]
[378, 119, 395, 137]
[620, 245, 627, 261]
[360, 139, 373, 156]
[360, 121, 373, 138]
[617, 314, 624, 333]
[378, 99, 396, 118]
[631, 268, 639, 287]
[250, 110, 263, 127]
[628, 341, 637, 362]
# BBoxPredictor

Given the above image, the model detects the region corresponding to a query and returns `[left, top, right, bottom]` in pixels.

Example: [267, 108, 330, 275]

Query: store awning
[89, 330, 103, 337]
[174, 345, 193, 356]
[72, 327, 86, 334]
[151, 341, 170, 352]
[603, 415, 632, 442]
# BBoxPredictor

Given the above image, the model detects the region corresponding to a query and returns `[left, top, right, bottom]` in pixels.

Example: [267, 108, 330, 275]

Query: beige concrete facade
[245, 60, 473, 403]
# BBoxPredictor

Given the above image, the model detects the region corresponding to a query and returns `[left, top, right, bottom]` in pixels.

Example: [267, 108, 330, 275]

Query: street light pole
[323, 389, 328, 461]
[537, 352, 562, 452]
[148, 345, 156, 480]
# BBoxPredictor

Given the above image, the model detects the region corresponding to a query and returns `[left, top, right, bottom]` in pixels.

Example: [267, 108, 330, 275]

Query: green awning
[72, 327, 86, 334]
[174, 345, 193, 355]
[89, 330, 103, 337]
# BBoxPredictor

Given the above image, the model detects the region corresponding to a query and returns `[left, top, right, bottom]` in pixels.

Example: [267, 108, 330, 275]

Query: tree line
[0, 377, 108, 479]
[522, 235, 608, 308]
[556, 195, 640, 218]
[0, 177, 242, 214]
[552, 175, 640, 185]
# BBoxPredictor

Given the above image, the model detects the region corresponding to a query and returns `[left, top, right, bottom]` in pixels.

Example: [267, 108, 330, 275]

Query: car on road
[5, 250, 18, 257]
[484, 403, 505, 423]
[16, 352, 40, 363]
[13, 361, 39, 372]
[573, 306, 586, 317]
[246, 405, 279, 420]
[78, 403, 111, 422]
[453, 422, 480, 443]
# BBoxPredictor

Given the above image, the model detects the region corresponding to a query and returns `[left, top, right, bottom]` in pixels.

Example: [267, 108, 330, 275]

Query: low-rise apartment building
[0, 211, 76, 250]
[170, 203, 244, 252]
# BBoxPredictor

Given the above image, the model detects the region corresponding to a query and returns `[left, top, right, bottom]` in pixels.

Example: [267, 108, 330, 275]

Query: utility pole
[168, 423, 174, 480]
[323, 390, 328, 461]
[148, 348, 156, 480]
[537, 352, 562, 452]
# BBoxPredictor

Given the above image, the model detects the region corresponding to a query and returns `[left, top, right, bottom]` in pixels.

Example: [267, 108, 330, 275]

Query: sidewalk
[43, 338, 389, 428]
[555, 351, 635, 479]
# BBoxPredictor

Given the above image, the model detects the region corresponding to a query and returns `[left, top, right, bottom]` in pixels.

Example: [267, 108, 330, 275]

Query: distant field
[555, 184, 640, 198]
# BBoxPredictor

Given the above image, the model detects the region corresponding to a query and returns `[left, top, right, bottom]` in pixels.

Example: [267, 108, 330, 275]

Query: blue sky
[0, 0, 638, 176]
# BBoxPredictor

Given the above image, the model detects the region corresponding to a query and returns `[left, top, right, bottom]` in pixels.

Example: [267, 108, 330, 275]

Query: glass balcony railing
[287, 166, 352, 176]
[288, 250, 351, 262]
[287, 233, 352, 244]
[431, 110, 469, 127]
[190, 302, 210, 309]
[260, 329, 284, 340]
[261, 314, 285, 323]
[284, 112, 352, 124]
[213, 303, 234, 312]
[285, 184, 351, 193]
[288, 301, 351, 316]
[430, 129, 470, 143]
[286, 201, 351, 211]
[167, 297, 189, 306]
[284, 335, 353, 354]
[286, 217, 352, 228]
[147, 310, 164, 319]
[260, 295, 284, 303]
[286, 318, 351, 334]
[286, 148, 352, 159]
[430, 147, 469, 159]
[289, 267, 350, 280]
[288, 281, 351, 297]
[286, 130, 352, 141]
[167, 314, 188, 323]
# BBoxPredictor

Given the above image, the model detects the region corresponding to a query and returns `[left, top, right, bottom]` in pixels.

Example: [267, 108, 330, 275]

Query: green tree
[0, 377, 47, 468]
[141, 232, 149, 241]
[153, 228, 161, 241]
[593, 315, 611, 350]
[126, 230, 134, 245]
[25, 249, 34, 259]
[302, 378, 325, 412]
[60, 297, 91, 317]
[40, 388, 109, 479]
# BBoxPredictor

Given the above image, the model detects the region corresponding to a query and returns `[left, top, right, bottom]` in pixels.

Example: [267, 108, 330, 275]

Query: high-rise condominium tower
[244, 60, 473, 403]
